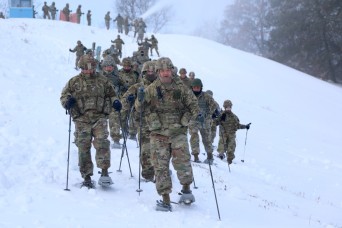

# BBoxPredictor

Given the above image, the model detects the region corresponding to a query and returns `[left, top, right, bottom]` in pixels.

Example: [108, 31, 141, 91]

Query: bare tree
[115, 0, 171, 33]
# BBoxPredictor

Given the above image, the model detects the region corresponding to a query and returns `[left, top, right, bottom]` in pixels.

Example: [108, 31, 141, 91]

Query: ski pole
[117, 110, 133, 177]
[208, 161, 221, 220]
[136, 87, 144, 193]
[241, 123, 251, 163]
[64, 111, 72, 191]
[193, 176, 198, 189]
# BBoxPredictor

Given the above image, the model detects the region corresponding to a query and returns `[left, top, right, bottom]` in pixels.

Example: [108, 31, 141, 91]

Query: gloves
[69, 49, 72, 52]
[212, 109, 220, 119]
[220, 113, 226, 121]
[127, 94, 135, 105]
[112, 99, 122, 111]
[246, 123, 251, 130]
[197, 114, 205, 125]
[65, 96, 76, 110]
[137, 87, 145, 102]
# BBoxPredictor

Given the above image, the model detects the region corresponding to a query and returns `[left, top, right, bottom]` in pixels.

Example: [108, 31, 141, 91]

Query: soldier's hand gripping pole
[136, 87, 145, 193]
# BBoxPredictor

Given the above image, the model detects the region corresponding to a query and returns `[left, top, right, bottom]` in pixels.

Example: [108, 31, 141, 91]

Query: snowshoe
[111, 141, 122, 149]
[81, 180, 96, 189]
[203, 158, 214, 165]
[178, 192, 195, 205]
[98, 176, 113, 187]
[156, 200, 172, 212]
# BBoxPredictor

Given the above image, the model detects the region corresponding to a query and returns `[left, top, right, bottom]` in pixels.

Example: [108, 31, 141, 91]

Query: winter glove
[246, 123, 251, 130]
[112, 99, 122, 111]
[212, 109, 220, 119]
[220, 113, 226, 121]
[69, 49, 72, 52]
[137, 87, 145, 102]
[127, 94, 135, 105]
[65, 96, 76, 110]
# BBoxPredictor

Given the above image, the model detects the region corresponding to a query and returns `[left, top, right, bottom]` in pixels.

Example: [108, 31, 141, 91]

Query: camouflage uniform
[86, 10, 91, 26]
[76, 5, 83, 24]
[189, 79, 217, 162]
[178, 68, 192, 89]
[62, 4, 71, 22]
[138, 39, 151, 57]
[217, 100, 248, 164]
[49, 2, 58, 20]
[109, 58, 140, 142]
[123, 61, 157, 180]
[104, 12, 111, 30]
[69, 41, 87, 69]
[206, 90, 221, 145]
[60, 54, 117, 180]
[113, 14, 124, 33]
[147, 35, 160, 57]
[111, 35, 125, 58]
[42, 2, 50, 19]
[135, 57, 199, 201]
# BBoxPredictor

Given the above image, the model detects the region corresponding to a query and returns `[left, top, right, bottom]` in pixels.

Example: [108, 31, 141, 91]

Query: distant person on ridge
[104, 11, 111, 30]
[86, 10, 91, 26]
[42, 2, 51, 19]
[111, 35, 125, 58]
[62, 3, 72, 22]
[113, 13, 124, 33]
[76, 5, 84, 24]
[49, 2, 58, 20]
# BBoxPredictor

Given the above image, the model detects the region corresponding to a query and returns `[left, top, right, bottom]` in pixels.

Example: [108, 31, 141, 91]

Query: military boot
[193, 154, 201, 163]
[179, 184, 195, 204]
[204, 153, 214, 165]
[82, 175, 95, 189]
[98, 169, 113, 187]
[156, 194, 172, 212]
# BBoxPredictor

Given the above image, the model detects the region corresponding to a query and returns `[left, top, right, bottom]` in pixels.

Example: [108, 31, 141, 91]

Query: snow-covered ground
[0, 18, 341, 228]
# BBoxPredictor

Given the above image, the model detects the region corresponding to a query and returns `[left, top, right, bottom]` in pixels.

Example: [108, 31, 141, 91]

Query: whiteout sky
[0, 17, 341, 228]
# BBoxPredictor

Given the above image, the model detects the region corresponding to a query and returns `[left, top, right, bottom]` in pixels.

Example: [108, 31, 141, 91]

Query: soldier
[111, 35, 125, 58]
[217, 100, 251, 164]
[69, 40, 87, 70]
[109, 57, 140, 147]
[189, 78, 217, 164]
[86, 10, 91, 26]
[135, 57, 199, 211]
[178, 68, 192, 89]
[189, 71, 195, 82]
[62, 3, 72, 22]
[147, 35, 160, 57]
[0, 12, 5, 19]
[136, 48, 151, 74]
[113, 13, 124, 33]
[121, 61, 158, 181]
[32, 5, 38, 18]
[42, 2, 50, 19]
[49, 2, 58, 20]
[138, 38, 151, 57]
[60, 54, 117, 188]
[206, 90, 221, 147]
[104, 11, 111, 30]
[76, 5, 84, 24]
[133, 19, 139, 38]
[124, 16, 130, 35]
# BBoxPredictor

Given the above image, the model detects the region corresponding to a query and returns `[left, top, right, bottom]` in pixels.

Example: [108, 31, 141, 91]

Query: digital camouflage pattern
[217, 109, 247, 163]
[189, 91, 217, 157]
[62, 4, 71, 22]
[49, 2, 57, 20]
[60, 68, 117, 179]
[135, 72, 199, 195]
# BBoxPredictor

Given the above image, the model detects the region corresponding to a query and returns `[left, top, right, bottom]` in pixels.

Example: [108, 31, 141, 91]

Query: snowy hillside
[0, 18, 341, 228]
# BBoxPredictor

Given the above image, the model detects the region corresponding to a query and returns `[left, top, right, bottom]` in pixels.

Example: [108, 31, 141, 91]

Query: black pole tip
[194, 187, 198, 189]
[136, 189, 143, 192]
[64, 188, 70, 191]
[116, 170, 122, 172]
[241, 160, 244, 162]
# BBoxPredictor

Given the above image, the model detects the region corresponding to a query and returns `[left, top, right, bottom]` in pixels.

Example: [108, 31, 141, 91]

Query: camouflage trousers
[217, 132, 237, 161]
[189, 125, 213, 156]
[109, 110, 122, 142]
[74, 118, 111, 179]
[138, 130, 154, 180]
[75, 55, 82, 69]
[150, 132, 193, 195]
[210, 123, 217, 144]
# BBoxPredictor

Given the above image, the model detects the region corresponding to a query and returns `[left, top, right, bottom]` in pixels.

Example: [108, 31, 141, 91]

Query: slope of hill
[0, 19, 341, 228]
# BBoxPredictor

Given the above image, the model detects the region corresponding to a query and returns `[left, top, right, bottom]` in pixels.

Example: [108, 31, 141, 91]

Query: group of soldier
[61, 37, 250, 212]
[39, 2, 92, 25]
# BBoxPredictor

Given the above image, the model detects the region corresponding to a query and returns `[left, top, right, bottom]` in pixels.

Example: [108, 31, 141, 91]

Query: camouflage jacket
[192, 91, 217, 130]
[180, 76, 192, 89]
[71, 44, 87, 57]
[104, 13, 111, 22]
[218, 110, 245, 135]
[136, 77, 200, 136]
[60, 72, 117, 124]
[111, 38, 125, 50]
[117, 69, 141, 98]
[62, 6, 71, 16]
[147, 37, 158, 47]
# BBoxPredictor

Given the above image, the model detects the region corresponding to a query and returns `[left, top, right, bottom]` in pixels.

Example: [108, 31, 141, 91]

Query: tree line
[218, 0, 342, 84]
